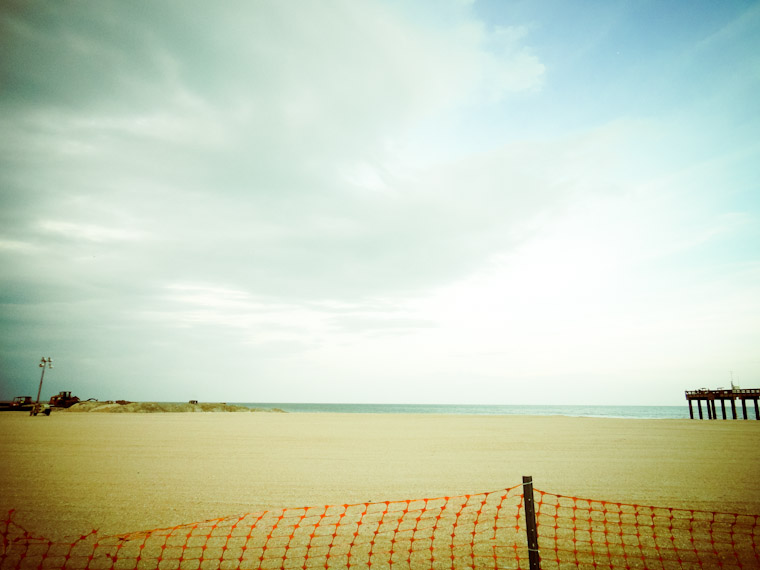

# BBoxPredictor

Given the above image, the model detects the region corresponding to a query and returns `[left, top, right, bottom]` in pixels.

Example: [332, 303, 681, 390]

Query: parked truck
[0, 396, 34, 412]
[0, 396, 50, 415]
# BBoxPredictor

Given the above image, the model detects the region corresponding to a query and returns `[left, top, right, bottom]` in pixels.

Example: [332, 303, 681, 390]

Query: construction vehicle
[0, 396, 49, 415]
[0, 396, 34, 412]
[30, 402, 51, 416]
[49, 391, 80, 408]
[0, 391, 78, 415]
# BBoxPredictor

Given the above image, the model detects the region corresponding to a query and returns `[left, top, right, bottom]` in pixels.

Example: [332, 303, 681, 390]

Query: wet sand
[1, 411, 758, 540]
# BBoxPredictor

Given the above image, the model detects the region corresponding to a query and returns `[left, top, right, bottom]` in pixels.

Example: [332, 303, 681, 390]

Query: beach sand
[1, 411, 758, 541]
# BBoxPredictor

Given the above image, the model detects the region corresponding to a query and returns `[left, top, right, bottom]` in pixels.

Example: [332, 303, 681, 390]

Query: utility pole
[36, 357, 53, 404]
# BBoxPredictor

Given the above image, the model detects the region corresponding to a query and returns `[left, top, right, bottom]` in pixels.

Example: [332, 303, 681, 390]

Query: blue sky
[1, 0, 758, 405]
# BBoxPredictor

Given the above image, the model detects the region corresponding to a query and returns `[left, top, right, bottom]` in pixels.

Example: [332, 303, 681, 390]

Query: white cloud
[37, 220, 145, 243]
[0, 240, 38, 252]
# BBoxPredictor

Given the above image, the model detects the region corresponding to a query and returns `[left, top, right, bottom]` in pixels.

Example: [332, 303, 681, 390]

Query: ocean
[239, 403, 695, 419]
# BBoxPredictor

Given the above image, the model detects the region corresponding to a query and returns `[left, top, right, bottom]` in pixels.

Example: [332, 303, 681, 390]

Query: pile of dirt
[59, 401, 285, 413]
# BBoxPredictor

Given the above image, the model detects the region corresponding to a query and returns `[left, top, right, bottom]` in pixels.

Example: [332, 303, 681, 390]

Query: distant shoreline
[235, 402, 696, 420]
[51, 401, 757, 420]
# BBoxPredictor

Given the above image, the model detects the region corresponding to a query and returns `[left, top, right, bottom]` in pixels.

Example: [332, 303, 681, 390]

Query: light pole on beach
[36, 357, 53, 404]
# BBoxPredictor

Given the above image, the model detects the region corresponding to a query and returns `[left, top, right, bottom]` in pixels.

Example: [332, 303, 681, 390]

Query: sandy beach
[1, 411, 758, 541]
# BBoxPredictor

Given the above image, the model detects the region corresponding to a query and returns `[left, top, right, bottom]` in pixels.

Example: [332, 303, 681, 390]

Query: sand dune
[60, 401, 285, 413]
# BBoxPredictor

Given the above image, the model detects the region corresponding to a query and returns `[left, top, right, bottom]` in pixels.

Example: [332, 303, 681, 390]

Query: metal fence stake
[523, 475, 541, 570]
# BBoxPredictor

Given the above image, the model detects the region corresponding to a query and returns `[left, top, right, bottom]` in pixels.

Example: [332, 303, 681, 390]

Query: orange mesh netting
[530, 490, 759, 570]
[2, 484, 758, 569]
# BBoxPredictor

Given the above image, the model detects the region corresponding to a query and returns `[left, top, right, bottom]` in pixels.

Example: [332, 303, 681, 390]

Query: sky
[1, 0, 758, 406]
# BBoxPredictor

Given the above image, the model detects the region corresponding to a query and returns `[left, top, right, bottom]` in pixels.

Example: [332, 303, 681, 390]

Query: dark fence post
[522, 476, 541, 570]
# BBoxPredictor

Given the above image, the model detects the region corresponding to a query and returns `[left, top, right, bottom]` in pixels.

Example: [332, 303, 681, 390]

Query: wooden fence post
[522, 476, 541, 570]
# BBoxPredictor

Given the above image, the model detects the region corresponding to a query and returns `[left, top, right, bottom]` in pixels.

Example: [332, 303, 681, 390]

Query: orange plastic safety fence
[1, 485, 758, 570]
[529, 490, 760, 570]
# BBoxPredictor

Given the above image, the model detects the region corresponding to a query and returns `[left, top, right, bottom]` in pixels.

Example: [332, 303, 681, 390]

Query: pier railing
[685, 389, 760, 398]
[3, 480, 759, 569]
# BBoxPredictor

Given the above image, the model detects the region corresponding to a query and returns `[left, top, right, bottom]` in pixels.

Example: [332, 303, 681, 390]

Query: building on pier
[685, 387, 760, 420]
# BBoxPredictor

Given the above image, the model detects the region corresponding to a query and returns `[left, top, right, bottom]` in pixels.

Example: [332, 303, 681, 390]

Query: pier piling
[685, 388, 760, 420]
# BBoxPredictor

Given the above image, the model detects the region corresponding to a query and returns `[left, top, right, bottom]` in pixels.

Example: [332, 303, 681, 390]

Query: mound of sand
[59, 401, 285, 413]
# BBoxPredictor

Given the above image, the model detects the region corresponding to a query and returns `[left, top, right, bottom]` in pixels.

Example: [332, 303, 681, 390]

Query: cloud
[1, 1, 758, 404]
[37, 220, 145, 243]
[1, 0, 548, 301]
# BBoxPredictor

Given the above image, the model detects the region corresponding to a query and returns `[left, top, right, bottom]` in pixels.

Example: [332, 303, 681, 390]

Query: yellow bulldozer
[30, 391, 79, 416]
[49, 391, 80, 408]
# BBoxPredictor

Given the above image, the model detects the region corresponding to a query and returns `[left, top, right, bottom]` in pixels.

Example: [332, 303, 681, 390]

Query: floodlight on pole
[36, 357, 53, 404]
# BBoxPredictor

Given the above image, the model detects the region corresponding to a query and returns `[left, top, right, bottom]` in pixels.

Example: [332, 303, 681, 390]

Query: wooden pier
[685, 388, 760, 420]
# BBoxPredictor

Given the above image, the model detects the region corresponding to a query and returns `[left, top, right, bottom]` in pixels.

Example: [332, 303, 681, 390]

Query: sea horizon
[237, 402, 698, 420]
